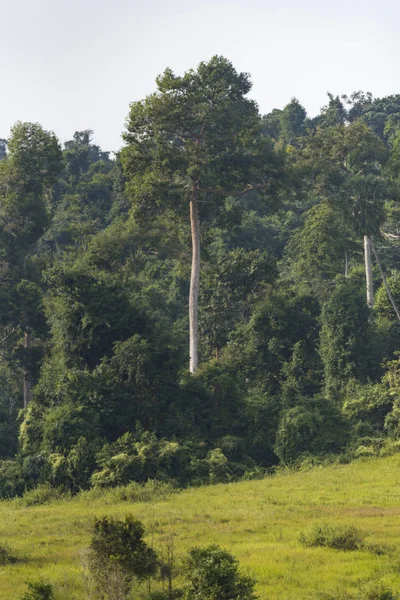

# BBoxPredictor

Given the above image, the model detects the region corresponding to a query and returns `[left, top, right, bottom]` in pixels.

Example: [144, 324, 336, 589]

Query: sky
[1, 0, 399, 152]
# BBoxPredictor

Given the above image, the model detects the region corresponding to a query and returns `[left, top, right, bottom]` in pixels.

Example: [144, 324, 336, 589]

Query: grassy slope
[2, 455, 400, 599]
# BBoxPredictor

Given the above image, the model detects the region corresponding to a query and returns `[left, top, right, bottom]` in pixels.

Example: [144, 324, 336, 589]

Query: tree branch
[201, 183, 271, 197]
[0, 327, 17, 346]
[381, 230, 400, 240]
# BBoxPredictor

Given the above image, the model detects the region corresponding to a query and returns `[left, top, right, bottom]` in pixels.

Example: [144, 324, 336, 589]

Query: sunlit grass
[3, 454, 400, 598]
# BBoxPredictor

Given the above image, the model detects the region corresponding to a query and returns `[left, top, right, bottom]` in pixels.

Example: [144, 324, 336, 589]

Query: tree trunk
[364, 235, 374, 308]
[370, 237, 400, 323]
[23, 332, 32, 408]
[189, 186, 200, 373]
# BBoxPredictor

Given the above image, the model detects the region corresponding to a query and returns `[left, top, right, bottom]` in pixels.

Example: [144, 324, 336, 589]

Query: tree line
[1, 56, 400, 496]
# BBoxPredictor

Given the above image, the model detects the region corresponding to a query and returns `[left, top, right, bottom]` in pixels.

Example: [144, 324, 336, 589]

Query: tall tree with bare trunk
[121, 56, 283, 372]
[299, 121, 388, 307]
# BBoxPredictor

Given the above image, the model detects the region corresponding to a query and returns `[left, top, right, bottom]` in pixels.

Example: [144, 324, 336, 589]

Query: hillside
[2, 455, 400, 599]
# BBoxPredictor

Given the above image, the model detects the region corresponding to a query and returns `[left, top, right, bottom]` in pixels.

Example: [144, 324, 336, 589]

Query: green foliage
[182, 544, 257, 600]
[0, 460, 25, 498]
[89, 515, 157, 599]
[282, 202, 357, 296]
[279, 98, 307, 145]
[319, 280, 375, 396]
[316, 584, 398, 600]
[199, 248, 276, 358]
[300, 523, 364, 550]
[0, 541, 16, 565]
[3, 64, 400, 499]
[1, 122, 62, 252]
[20, 581, 54, 600]
[359, 583, 398, 600]
[122, 55, 282, 215]
[343, 381, 393, 433]
[375, 271, 400, 324]
[80, 479, 175, 504]
[92, 430, 188, 488]
[17, 483, 69, 507]
[274, 396, 350, 464]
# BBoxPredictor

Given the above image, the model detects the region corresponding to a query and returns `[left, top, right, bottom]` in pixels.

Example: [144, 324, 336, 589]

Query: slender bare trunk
[23, 332, 31, 408]
[189, 185, 200, 373]
[364, 235, 374, 308]
[345, 251, 349, 279]
[370, 238, 400, 323]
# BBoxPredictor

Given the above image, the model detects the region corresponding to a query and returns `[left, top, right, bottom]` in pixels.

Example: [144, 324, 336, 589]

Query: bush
[92, 429, 189, 488]
[360, 583, 398, 600]
[17, 484, 70, 507]
[315, 584, 398, 600]
[88, 515, 158, 599]
[20, 580, 54, 600]
[0, 542, 17, 565]
[300, 524, 364, 551]
[0, 460, 25, 499]
[80, 479, 176, 504]
[275, 396, 350, 464]
[182, 544, 257, 599]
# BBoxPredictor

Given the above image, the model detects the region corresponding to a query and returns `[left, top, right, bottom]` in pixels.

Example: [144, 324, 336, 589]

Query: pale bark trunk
[189, 186, 200, 373]
[370, 238, 400, 323]
[345, 251, 349, 279]
[364, 235, 374, 308]
[23, 332, 32, 408]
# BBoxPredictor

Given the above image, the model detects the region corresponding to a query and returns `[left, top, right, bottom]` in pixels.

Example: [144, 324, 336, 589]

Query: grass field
[2, 454, 400, 599]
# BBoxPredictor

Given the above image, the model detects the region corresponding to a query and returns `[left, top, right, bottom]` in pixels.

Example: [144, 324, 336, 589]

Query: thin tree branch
[381, 231, 400, 240]
[0, 327, 16, 346]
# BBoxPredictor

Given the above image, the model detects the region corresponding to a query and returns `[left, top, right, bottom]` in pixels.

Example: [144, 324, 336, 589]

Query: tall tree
[279, 98, 307, 145]
[121, 56, 283, 372]
[0, 122, 62, 407]
[299, 121, 388, 307]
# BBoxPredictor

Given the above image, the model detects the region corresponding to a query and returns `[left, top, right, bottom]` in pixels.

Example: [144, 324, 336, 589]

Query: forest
[1, 55, 400, 498]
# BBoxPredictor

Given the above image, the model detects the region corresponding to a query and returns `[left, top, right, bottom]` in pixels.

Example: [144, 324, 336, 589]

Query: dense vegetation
[2, 56, 400, 496]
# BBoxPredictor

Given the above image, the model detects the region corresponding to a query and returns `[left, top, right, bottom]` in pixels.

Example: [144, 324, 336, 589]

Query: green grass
[3, 454, 400, 599]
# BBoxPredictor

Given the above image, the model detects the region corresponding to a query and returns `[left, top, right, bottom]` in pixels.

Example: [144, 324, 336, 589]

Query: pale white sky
[1, 0, 399, 152]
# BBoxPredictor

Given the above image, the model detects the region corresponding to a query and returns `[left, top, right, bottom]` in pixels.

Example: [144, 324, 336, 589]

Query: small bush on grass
[88, 515, 158, 599]
[0, 460, 25, 499]
[300, 524, 364, 550]
[182, 544, 257, 600]
[315, 583, 397, 600]
[80, 479, 176, 504]
[360, 583, 398, 600]
[20, 580, 54, 600]
[0, 541, 17, 565]
[17, 484, 70, 507]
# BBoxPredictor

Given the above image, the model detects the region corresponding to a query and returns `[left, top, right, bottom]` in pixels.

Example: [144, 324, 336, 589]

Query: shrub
[20, 580, 54, 600]
[359, 583, 398, 600]
[92, 429, 189, 488]
[300, 524, 364, 551]
[17, 484, 70, 507]
[274, 396, 350, 464]
[80, 479, 176, 504]
[88, 515, 158, 599]
[0, 542, 17, 565]
[182, 544, 257, 599]
[315, 584, 398, 600]
[0, 460, 25, 499]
